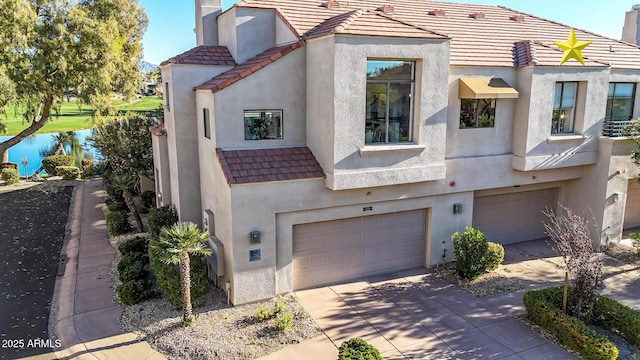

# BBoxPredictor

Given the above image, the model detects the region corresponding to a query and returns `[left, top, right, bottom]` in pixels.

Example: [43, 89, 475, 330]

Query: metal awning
[458, 77, 519, 99]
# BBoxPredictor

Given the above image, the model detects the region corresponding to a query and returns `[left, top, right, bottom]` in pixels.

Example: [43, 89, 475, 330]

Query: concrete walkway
[50, 180, 163, 360]
[263, 239, 640, 359]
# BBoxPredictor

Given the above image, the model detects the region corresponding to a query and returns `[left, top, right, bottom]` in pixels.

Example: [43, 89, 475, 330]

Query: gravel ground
[0, 182, 74, 359]
[110, 235, 322, 360]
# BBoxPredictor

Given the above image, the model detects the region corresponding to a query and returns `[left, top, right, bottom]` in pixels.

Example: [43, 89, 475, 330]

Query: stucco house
[152, 0, 640, 305]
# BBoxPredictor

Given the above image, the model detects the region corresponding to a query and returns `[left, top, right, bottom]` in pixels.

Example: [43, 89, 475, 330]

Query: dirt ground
[0, 182, 74, 359]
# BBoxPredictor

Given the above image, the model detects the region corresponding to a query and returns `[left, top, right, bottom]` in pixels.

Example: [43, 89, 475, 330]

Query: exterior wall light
[613, 193, 621, 202]
[453, 203, 462, 214]
[250, 230, 261, 244]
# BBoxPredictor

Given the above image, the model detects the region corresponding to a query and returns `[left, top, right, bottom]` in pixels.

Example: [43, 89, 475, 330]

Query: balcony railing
[602, 115, 635, 138]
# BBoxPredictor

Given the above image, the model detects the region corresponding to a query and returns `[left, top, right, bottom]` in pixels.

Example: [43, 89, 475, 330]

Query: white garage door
[293, 209, 426, 290]
[624, 180, 640, 229]
[473, 188, 558, 245]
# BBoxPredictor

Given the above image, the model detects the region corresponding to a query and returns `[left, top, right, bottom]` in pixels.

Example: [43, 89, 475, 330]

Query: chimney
[195, 0, 222, 46]
[621, 4, 640, 45]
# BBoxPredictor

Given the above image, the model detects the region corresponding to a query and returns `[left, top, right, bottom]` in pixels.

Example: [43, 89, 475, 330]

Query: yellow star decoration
[553, 28, 592, 65]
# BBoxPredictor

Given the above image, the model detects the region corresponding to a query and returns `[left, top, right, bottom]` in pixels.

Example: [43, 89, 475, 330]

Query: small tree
[151, 222, 211, 326]
[543, 205, 603, 318]
[110, 173, 144, 233]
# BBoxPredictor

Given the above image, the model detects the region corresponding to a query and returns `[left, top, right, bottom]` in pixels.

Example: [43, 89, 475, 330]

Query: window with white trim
[244, 110, 283, 140]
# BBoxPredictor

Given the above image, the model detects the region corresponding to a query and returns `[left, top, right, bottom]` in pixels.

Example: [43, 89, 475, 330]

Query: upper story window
[365, 60, 415, 144]
[244, 110, 283, 140]
[203, 108, 211, 139]
[552, 82, 577, 134]
[606, 83, 636, 121]
[460, 99, 495, 128]
[164, 82, 170, 111]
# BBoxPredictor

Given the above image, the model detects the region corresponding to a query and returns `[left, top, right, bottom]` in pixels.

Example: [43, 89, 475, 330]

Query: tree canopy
[0, 0, 148, 161]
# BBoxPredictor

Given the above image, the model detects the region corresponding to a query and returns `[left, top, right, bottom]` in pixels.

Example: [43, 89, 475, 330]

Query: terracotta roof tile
[149, 123, 166, 136]
[236, 0, 640, 69]
[216, 147, 325, 185]
[196, 41, 304, 92]
[160, 46, 236, 66]
[513, 40, 608, 68]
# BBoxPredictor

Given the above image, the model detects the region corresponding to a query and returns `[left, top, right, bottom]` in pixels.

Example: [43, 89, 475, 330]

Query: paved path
[50, 180, 163, 360]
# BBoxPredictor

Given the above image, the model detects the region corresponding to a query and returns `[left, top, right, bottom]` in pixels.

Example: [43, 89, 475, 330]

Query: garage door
[624, 180, 640, 229]
[473, 188, 558, 244]
[293, 209, 426, 290]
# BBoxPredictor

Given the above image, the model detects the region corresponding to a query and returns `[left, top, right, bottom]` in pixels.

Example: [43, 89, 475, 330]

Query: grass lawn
[1, 97, 162, 136]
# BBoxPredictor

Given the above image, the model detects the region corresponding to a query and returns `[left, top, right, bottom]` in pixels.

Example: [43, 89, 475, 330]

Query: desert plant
[274, 312, 293, 332]
[141, 190, 156, 208]
[149, 247, 209, 309]
[1, 168, 19, 184]
[106, 210, 131, 236]
[116, 280, 154, 305]
[110, 173, 144, 233]
[150, 222, 211, 326]
[485, 242, 505, 271]
[41, 155, 74, 175]
[148, 204, 178, 238]
[452, 227, 488, 280]
[544, 205, 603, 318]
[55, 166, 80, 180]
[254, 304, 271, 322]
[338, 338, 383, 360]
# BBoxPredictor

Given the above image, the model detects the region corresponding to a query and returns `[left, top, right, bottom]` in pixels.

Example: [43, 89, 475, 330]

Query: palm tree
[110, 173, 144, 233]
[152, 222, 211, 325]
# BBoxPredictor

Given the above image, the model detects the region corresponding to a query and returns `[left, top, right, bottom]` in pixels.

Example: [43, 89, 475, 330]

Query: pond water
[1, 128, 97, 176]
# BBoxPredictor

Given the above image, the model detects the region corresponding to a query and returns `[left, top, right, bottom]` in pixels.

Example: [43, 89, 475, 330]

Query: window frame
[459, 98, 496, 129]
[163, 82, 170, 111]
[551, 81, 578, 134]
[243, 109, 283, 140]
[365, 60, 415, 144]
[203, 108, 211, 139]
[606, 82, 636, 121]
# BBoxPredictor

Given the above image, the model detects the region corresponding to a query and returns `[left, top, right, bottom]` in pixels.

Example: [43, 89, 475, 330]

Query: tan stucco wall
[217, 7, 276, 64]
[151, 133, 171, 206]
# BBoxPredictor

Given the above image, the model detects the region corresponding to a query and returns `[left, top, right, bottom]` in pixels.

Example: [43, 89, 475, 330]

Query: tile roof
[304, 9, 448, 39]
[149, 123, 166, 136]
[196, 41, 304, 92]
[160, 46, 236, 67]
[513, 40, 609, 68]
[216, 147, 325, 185]
[235, 0, 640, 69]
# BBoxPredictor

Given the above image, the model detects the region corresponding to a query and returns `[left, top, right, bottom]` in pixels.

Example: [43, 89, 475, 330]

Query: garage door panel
[473, 189, 557, 245]
[293, 209, 426, 290]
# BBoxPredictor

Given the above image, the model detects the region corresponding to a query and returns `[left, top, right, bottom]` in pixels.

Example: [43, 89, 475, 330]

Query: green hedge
[523, 287, 618, 360]
[593, 295, 640, 347]
[148, 205, 178, 238]
[1, 168, 20, 184]
[42, 155, 74, 175]
[106, 210, 131, 236]
[118, 236, 148, 255]
[148, 241, 209, 308]
[141, 190, 156, 208]
[485, 242, 504, 271]
[55, 166, 80, 180]
[116, 280, 154, 305]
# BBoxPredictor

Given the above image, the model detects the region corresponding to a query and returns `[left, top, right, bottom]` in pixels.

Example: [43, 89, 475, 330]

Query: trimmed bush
[118, 260, 146, 282]
[148, 205, 178, 238]
[149, 241, 209, 308]
[117, 252, 145, 273]
[452, 227, 488, 280]
[593, 295, 640, 347]
[116, 280, 154, 305]
[485, 242, 505, 271]
[107, 201, 128, 213]
[1, 168, 20, 185]
[523, 287, 618, 360]
[106, 210, 131, 236]
[118, 236, 148, 255]
[55, 166, 80, 180]
[42, 155, 74, 175]
[141, 190, 156, 208]
[338, 338, 383, 360]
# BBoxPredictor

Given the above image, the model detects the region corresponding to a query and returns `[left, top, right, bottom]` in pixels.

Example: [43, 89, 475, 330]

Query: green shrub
[107, 210, 131, 236]
[1, 162, 18, 170]
[55, 166, 80, 180]
[452, 227, 488, 280]
[118, 236, 148, 255]
[254, 304, 271, 322]
[41, 155, 74, 175]
[274, 312, 293, 332]
[523, 287, 618, 360]
[593, 295, 640, 347]
[117, 252, 145, 273]
[118, 260, 146, 282]
[148, 241, 209, 308]
[1, 168, 20, 184]
[141, 190, 156, 208]
[116, 280, 154, 305]
[148, 205, 178, 238]
[107, 201, 128, 213]
[338, 338, 383, 360]
[485, 242, 505, 271]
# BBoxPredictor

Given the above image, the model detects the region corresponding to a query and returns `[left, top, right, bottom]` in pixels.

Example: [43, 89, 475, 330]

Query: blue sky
[138, 0, 636, 65]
